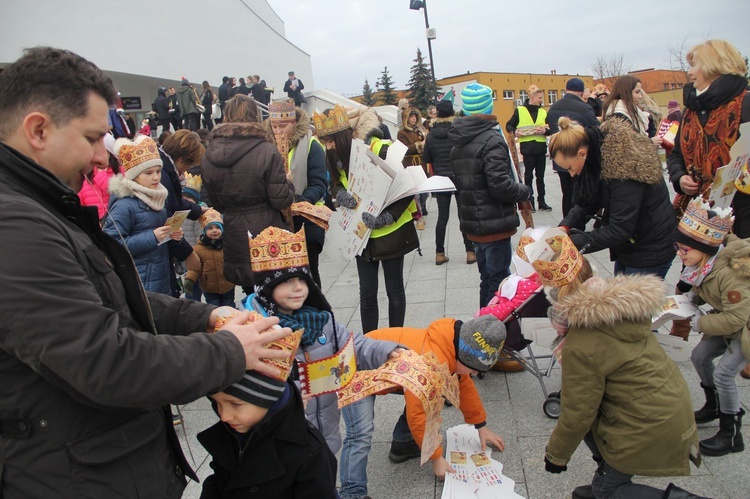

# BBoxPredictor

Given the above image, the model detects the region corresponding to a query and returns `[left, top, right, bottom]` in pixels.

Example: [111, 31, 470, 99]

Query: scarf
[276, 306, 331, 347]
[673, 75, 747, 216]
[199, 234, 223, 249]
[289, 132, 313, 196]
[680, 246, 722, 287]
[606, 99, 650, 135]
[110, 175, 168, 211]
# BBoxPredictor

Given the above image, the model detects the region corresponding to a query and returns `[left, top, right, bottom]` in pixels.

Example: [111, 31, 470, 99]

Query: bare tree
[591, 53, 631, 88]
[666, 34, 692, 84]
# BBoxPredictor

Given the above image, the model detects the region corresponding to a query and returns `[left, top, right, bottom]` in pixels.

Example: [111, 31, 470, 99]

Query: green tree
[376, 66, 398, 106]
[407, 47, 436, 112]
[361, 78, 375, 107]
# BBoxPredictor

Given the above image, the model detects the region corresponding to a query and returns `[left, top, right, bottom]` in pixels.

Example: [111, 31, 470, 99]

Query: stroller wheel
[543, 397, 561, 419]
[548, 391, 560, 399]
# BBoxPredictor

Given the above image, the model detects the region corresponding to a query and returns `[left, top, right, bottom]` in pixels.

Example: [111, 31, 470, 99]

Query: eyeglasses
[673, 242, 690, 255]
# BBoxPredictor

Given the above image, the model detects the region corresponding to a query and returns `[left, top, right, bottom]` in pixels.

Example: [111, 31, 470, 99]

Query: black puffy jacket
[448, 116, 530, 238]
[422, 117, 455, 177]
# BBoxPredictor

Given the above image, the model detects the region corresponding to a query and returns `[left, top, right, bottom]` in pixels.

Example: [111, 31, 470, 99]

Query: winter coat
[546, 274, 699, 476]
[561, 118, 677, 267]
[397, 109, 426, 168]
[693, 235, 750, 359]
[0, 142, 247, 498]
[422, 116, 455, 177]
[284, 78, 305, 106]
[251, 80, 270, 105]
[547, 93, 600, 173]
[505, 101, 549, 156]
[448, 115, 530, 239]
[201, 122, 295, 287]
[186, 239, 236, 295]
[248, 296, 400, 453]
[154, 87, 171, 120]
[78, 166, 114, 219]
[102, 194, 172, 294]
[201, 88, 213, 115]
[368, 318, 488, 461]
[176, 84, 199, 116]
[160, 150, 203, 221]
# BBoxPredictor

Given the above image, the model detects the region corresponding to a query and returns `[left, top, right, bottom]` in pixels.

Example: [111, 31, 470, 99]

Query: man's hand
[217, 314, 293, 377]
[679, 174, 700, 195]
[477, 426, 505, 452]
[431, 456, 455, 480]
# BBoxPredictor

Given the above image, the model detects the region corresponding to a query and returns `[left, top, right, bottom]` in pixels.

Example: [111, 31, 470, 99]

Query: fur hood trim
[348, 107, 382, 141]
[431, 116, 455, 126]
[208, 122, 272, 143]
[402, 107, 425, 131]
[262, 108, 312, 148]
[600, 118, 662, 185]
[720, 235, 750, 278]
[558, 274, 665, 330]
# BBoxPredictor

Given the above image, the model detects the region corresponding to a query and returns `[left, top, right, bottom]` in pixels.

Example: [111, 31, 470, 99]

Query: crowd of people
[0, 38, 748, 499]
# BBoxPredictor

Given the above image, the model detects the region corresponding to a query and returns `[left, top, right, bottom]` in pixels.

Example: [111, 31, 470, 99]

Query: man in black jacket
[449, 83, 532, 307]
[154, 86, 171, 132]
[0, 47, 292, 498]
[284, 71, 305, 106]
[218, 75, 231, 122]
[546, 78, 599, 216]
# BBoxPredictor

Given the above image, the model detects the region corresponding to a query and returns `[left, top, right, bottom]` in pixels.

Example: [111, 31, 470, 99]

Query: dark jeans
[434, 191, 472, 254]
[170, 114, 182, 131]
[418, 193, 429, 216]
[356, 256, 406, 333]
[184, 113, 199, 132]
[613, 260, 672, 279]
[202, 112, 214, 131]
[557, 170, 574, 216]
[204, 289, 236, 307]
[157, 119, 171, 132]
[523, 153, 546, 198]
[474, 238, 512, 308]
[187, 279, 203, 301]
[583, 432, 663, 499]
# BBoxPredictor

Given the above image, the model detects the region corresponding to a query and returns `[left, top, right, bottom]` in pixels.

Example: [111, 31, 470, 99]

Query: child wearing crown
[243, 226, 404, 460]
[197, 365, 338, 498]
[539, 231, 700, 499]
[184, 209, 236, 307]
[673, 198, 750, 458]
[103, 135, 184, 294]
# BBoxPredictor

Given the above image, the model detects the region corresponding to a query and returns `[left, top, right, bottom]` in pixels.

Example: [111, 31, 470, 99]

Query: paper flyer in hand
[710, 122, 750, 209]
[651, 294, 702, 329]
[158, 210, 191, 245]
[523, 227, 568, 263]
[653, 331, 695, 362]
[298, 335, 356, 396]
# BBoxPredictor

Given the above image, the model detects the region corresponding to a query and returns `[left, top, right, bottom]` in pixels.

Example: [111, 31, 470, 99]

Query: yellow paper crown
[312, 105, 350, 138]
[531, 234, 584, 288]
[199, 208, 222, 230]
[184, 172, 202, 192]
[249, 226, 309, 274]
[113, 135, 162, 178]
[678, 198, 734, 249]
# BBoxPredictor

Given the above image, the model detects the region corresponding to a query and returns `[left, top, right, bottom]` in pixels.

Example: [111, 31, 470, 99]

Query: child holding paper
[184, 209, 236, 307]
[104, 135, 183, 294]
[673, 198, 750, 457]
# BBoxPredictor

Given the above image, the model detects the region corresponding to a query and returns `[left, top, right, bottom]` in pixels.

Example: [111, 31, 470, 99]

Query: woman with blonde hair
[201, 94, 295, 290]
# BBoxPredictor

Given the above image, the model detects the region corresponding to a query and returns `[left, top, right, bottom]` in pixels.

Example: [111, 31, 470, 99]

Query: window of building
[663, 83, 669, 90]
[519, 90, 528, 102]
[548, 90, 557, 104]
[671, 82, 677, 89]
[502, 90, 514, 100]
[491, 90, 498, 100]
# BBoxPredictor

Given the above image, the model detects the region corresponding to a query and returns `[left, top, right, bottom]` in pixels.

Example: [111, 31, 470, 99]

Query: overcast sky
[267, 0, 750, 96]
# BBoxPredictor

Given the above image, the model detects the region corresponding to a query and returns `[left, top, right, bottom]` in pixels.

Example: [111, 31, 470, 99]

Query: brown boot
[742, 362, 750, 380]
[670, 318, 691, 341]
[466, 251, 477, 264]
[435, 253, 449, 265]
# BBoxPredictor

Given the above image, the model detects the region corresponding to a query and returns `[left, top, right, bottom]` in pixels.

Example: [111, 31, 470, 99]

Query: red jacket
[78, 167, 114, 219]
[368, 318, 486, 460]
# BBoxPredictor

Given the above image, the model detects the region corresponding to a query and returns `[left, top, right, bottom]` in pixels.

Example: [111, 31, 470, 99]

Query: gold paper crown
[199, 208, 222, 230]
[531, 234, 584, 288]
[269, 98, 296, 122]
[184, 172, 202, 192]
[678, 198, 734, 249]
[312, 105, 350, 138]
[113, 135, 161, 175]
[249, 226, 309, 274]
[593, 83, 610, 95]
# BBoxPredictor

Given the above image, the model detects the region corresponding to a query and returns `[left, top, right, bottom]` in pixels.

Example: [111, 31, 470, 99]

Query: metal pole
[422, 1, 439, 104]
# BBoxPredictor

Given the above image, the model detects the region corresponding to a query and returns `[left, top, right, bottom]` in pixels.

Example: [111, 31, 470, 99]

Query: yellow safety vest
[517, 106, 547, 143]
[337, 138, 418, 239]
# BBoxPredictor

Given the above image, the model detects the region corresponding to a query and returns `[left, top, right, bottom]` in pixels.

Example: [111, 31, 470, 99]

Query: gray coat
[0, 142, 246, 498]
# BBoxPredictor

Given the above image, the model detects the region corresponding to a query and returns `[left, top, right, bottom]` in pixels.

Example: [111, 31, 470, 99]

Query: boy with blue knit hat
[449, 83, 533, 307]
[185, 208, 237, 306]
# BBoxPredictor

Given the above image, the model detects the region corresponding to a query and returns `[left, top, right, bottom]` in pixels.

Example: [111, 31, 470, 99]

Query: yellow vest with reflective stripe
[517, 106, 547, 143]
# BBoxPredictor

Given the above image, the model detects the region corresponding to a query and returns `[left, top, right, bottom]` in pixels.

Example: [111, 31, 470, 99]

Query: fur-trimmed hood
[600, 117, 662, 184]
[262, 108, 312, 148]
[402, 107, 426, 133]
[348, 107, 382, 141]
[716, 234, 750, 279]
[558, 274, 665, 337]
[204, 122, 273, 168]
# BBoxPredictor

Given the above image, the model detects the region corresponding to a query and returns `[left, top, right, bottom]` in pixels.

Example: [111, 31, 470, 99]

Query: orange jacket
[367, 318, 487, 460]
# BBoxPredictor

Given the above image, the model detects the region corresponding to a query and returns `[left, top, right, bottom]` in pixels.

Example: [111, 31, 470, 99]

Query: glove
[335, 190, 358, 209]
[691, 312, 703, 332]
[544, 456, 567, 474]
[362, 211, 395, 229]
[184, 279, 194, 296]
[569, 231, 589, 251]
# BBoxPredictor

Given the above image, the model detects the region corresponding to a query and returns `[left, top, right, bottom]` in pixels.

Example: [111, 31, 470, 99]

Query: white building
[0, 0, 314, 113]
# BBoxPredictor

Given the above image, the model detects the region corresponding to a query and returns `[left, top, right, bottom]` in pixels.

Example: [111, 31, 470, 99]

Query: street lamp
[409, 0, 439, 103]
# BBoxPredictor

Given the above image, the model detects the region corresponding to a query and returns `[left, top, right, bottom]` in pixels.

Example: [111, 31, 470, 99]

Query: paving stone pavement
[178, 160, 749, 499]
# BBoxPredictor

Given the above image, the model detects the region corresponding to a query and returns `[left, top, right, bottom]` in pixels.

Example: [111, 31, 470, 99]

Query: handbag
[194, 88, 206, 113]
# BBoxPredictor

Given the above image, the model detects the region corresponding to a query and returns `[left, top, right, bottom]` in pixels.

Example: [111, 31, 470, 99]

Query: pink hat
[668, 100, 679, 109]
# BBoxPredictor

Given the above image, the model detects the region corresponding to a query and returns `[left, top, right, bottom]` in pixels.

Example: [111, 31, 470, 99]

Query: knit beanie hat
[565, 78, 585, 92]
[113, 135, 162, 181]
[668, 100, 680, 110]
[223, 371, 287, 409]
[456, 315, 505, 372]
[461, 83, 494, 116]
[249, 226, 331, 315]
[673, 198, 734, 255]
[269, 98, 297, 123]
[436, 100, 454, 118]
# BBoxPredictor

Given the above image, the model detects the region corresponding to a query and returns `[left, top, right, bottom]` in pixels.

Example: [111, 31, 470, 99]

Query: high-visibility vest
[517, 106, 547, 143]
[290, 136, 326, 205]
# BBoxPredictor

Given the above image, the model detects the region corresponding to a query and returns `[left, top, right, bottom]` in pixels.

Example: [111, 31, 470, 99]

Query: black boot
[694, 383, 719, 424]
[529, 198, 536, 213]
[700, 408, 745, 456]
[538, 196, 552, 211]
[571, 484, 594, 498]
[662, 483, 708, 498]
